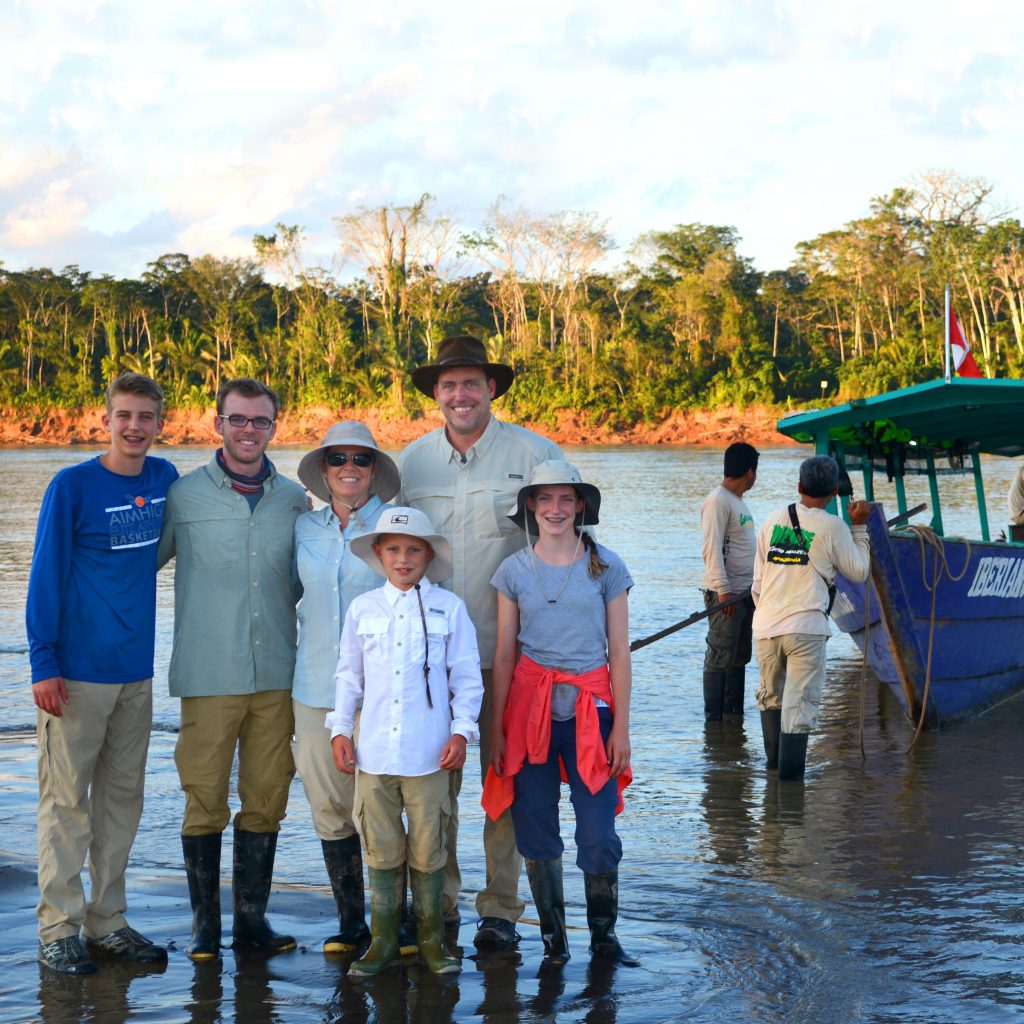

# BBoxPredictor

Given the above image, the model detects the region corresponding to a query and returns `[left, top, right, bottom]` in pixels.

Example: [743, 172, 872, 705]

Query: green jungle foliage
[1, 177, 1022, 421]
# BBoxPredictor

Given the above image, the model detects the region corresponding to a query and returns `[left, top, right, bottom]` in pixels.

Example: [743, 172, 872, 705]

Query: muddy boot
[231, 829, 296, 953]
[778, 732, 809, 781]
[760, 709, 782, 771]
[584, 869, 639, 967]
[321, 835, 370, 954]
[703, 670, 725, 721]
[410, 867, 460, 975]
[182, 832, 222, 961]
[723, 667, 745, 715]
[525, 857, 570, 966]
[349, 866, 403, 978]
[397, 862, 418, 955]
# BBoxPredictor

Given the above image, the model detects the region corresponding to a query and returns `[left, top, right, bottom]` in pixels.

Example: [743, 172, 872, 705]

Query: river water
[1, 444, 1023, 1023]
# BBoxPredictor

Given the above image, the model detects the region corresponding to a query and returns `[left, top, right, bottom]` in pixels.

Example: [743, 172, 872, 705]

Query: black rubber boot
[231, 829, 296, 953]
[182, 832, 222, 961]
[321, 835, 370, 954]
[760, 709, 782, 771]
[723, 667, 745, 715]
[778, 732, 809, 781]
[703, 670, 725, 721]
[410, 868, 460, 974]
[349, 866, 403, 977]
[583, 869, 639, 967]
[525, 857, 570, 966]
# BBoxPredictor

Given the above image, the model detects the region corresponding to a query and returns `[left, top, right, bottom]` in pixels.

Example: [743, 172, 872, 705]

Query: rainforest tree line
[1, 171, 1022, 425]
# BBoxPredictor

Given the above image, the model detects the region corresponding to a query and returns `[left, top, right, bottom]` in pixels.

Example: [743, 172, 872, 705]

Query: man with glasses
[158, 378, 308, 960]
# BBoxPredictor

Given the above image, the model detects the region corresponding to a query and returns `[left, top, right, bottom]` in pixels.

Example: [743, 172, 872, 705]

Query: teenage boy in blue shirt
[27, 372, 178, 974]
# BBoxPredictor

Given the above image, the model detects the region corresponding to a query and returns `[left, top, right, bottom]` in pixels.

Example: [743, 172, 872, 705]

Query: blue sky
[2, 0, 1022, 279]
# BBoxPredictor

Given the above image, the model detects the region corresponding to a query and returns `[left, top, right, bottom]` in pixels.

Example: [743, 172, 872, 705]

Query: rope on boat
[904, 525, 972, 751]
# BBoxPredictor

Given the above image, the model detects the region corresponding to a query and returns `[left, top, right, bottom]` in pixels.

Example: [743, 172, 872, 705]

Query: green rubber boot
[348, 866, 403, 978]
[410, 867, 460, 975]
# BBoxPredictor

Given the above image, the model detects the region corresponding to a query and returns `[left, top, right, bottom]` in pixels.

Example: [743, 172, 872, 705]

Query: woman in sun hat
[291, 421, 400, 955]
[482, 459, 637, 968]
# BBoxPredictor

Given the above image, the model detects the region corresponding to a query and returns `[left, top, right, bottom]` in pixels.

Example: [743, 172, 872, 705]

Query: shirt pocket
[469, 482, 520, 541]
[184, 516, 243, 570]
[296, 537, 331, 585]
[356, 616, 390, 654]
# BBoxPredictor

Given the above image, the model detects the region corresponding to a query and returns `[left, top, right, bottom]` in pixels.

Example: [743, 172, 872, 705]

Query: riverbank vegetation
[1, 171, 1021, 427]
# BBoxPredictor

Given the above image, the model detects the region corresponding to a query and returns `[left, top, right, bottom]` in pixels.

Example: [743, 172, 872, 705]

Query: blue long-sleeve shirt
[26, 456, 179, 684]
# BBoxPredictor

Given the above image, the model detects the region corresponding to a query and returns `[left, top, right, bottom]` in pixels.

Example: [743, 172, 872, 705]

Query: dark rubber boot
[778, 732, 809, 781]
[410, 868, 460, 974]
[231, 829, 296, 953]
[525, 857, 570, 966]
[182, 832, 222, 961]
[723, 667, 745, 715]
[397, 862, 418, 955]
[760, 709, 782, 771]
[583, 869, 639, 967]
[321, 835, 370, 954]
[703, 670, 725, 721]
[349, 866, 403, 977]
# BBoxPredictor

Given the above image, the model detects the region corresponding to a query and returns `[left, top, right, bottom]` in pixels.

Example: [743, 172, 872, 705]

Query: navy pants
[510, 709, 622, 875]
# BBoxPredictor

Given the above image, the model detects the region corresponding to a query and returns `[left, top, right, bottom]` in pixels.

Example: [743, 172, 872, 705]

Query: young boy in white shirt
[327, 507, 483, 976]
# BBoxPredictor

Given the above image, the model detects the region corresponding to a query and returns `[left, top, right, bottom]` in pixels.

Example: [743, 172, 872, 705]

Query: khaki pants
[291, 700, 356, 842]
[755, 633, 829, 733]
[176, 691, 294, 836]
[36, 678, 152, 943]
[443, 670, 526, 923]
[354, 770, 451, 873]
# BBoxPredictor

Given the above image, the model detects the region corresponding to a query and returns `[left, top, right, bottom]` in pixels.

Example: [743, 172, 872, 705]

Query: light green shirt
[157, 456, 308, 697]
[398, 415, 561, 668]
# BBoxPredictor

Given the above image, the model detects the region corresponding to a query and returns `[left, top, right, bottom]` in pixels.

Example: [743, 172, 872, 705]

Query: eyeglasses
[218, 414, 275, 430]
[324, 452, 375, 468]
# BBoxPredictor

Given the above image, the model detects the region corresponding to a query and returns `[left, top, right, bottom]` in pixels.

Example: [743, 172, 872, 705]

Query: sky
[2, 0, 1023, 280]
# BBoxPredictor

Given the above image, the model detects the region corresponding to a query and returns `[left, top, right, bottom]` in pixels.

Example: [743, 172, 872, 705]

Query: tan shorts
[354, 769, 451, 873]
[175, 690, 295, 835]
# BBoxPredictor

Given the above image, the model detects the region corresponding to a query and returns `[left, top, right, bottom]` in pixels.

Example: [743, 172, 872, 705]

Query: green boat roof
[777, 377, 1024, 459]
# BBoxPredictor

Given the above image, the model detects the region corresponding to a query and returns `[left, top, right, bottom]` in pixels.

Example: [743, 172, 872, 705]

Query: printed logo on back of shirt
[766, 523, 815, 566]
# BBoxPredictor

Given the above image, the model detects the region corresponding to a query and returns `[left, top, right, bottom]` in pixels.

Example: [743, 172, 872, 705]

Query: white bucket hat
[297, 421, 400, 504]
[507, 459, 601, 534]
[349, 507, 453, 584]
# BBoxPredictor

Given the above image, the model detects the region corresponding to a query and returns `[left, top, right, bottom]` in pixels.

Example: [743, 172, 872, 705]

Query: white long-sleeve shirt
[1009, 466, 1024, 525]
[700, 485, 756, 594]
[325, 578, 483, 776]
[751, 503, 870, 639]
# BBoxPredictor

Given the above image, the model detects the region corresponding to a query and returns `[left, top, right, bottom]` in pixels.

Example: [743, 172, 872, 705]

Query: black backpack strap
[788, 503, 837, 615]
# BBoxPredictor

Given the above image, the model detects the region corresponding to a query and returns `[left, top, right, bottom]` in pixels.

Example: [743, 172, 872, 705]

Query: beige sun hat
[349, 506, 453, 584]
[507, 459, 601, 534]
[297, 422, 400, 504]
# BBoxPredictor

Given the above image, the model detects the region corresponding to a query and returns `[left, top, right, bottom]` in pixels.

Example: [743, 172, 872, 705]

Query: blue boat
[776, 377, 1024, 728]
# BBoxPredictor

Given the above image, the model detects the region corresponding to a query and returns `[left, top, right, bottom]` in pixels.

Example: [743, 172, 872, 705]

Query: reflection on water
[2, 445, 1024, 1022]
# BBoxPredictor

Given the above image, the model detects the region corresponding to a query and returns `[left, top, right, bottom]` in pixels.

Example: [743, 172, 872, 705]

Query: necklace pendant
[548, 599, 556, 604]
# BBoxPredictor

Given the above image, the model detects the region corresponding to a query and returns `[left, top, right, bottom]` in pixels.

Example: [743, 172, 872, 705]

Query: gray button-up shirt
[158, 456, 307, 698]
[398, 416, 561, 668]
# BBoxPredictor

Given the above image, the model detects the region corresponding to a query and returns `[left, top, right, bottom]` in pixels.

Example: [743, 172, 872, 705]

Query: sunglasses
[324, 452, 375, 468]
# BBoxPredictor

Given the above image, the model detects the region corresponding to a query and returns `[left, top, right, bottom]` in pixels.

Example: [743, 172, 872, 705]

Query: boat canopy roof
[777, 378, 1024, 459]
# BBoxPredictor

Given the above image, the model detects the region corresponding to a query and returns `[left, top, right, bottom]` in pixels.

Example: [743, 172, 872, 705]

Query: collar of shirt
[443, 414, 499, 465]
[204, 453, 278, 489]
[317, 493, 384, 536]
[382, 577, 436, 606]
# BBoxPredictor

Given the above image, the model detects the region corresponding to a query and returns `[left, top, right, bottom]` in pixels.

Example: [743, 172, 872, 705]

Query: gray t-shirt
[491, 542, 633, 720]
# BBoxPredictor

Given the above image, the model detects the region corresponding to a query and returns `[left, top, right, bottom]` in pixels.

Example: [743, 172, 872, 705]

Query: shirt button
[397, 642, 402, 647]
[252, 581, 259, 586]
[254, 639, 260, 645]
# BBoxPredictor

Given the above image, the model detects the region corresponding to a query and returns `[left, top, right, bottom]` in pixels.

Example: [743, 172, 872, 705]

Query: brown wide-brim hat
[297, 421, 400, 505]
[349, 506, 453, 584]
[507, 459, 601, 535]
[411, 335, 515, 399]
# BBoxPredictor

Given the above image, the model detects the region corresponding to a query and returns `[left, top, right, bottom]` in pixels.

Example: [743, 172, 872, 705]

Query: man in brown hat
[399, 335, 561, 949]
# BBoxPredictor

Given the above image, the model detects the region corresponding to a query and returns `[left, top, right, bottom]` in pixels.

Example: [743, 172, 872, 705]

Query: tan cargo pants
[36, 678, 152, 944]
[176, 690, 294, 836]
[755, 633, 829, 733]
[443, 670, 526, 923]
[291, 699, 356, 842]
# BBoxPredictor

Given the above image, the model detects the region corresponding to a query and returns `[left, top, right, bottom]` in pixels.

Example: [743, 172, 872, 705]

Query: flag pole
[944, 283, 952, 382]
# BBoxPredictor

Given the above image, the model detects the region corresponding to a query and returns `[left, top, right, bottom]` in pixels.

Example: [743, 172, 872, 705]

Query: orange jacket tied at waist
[481, 654, 632, 821]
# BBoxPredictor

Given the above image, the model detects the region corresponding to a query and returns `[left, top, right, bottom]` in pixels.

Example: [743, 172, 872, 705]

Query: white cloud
[1, 0, 1023, 276]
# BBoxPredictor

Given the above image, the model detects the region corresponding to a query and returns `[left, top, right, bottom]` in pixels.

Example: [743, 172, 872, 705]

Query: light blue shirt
[291, 494, 390, 709]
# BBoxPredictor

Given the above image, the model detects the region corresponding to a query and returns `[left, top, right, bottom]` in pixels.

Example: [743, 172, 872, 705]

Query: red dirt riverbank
[0, 404, 797, 448]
